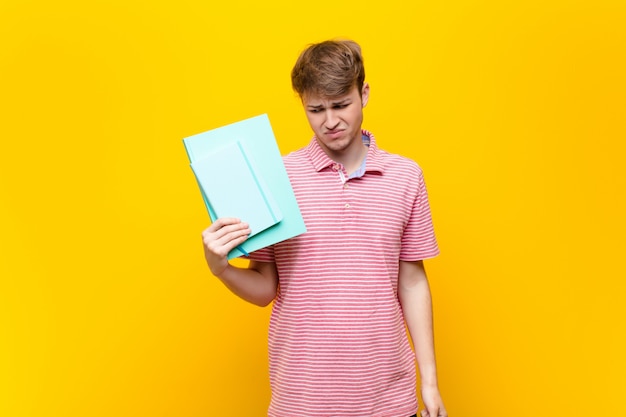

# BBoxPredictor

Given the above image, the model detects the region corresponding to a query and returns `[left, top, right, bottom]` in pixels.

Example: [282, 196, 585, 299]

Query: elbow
[255, 299, 273, 308]
[251, 288, 277, 307]
[252, 295, 275, 307]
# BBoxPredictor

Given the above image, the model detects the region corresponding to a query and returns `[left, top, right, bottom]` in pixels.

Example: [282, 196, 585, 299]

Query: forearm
[216, 261, 278, 307]
[201, 219, 278, 307]
[398, 261, 439, 388]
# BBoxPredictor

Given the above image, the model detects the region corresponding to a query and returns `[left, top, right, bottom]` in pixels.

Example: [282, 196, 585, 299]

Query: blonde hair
[291, 39, 365, 99]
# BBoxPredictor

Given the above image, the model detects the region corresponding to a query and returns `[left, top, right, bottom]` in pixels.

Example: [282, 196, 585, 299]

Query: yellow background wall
[1, 1, 624, 416]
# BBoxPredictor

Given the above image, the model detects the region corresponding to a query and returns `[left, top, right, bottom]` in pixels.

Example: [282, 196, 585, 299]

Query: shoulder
[282, 147, 312, 173]
[283, 147, 308, 164]
[375, 148, 424, 178]
[365, 131, 424, 178]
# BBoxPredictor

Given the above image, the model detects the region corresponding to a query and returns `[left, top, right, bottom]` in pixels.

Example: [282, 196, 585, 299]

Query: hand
[201, 218, 251, 277]
[420, 385, 447, 417]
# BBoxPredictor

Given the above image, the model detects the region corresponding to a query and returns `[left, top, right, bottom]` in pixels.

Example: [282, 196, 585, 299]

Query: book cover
[183, 114, 306, 259]
[190, 140, 282, 237]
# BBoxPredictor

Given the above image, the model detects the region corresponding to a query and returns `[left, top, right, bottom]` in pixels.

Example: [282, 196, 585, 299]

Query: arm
[398, 260, 447, 417]
[202, 218, 278, 307]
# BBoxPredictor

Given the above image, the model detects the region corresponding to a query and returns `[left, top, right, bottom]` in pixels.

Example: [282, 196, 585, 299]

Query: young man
[202, 40, 448, 417]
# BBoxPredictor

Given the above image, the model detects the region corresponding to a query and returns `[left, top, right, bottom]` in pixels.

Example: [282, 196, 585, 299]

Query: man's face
[302, 83, 370, 157]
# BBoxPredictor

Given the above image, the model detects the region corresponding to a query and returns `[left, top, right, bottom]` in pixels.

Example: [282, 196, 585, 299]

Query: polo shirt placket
[332, 163, 355, 220]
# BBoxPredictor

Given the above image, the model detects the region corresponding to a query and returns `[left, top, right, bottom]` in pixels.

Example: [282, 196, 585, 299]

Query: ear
[361, 83, 370, 107]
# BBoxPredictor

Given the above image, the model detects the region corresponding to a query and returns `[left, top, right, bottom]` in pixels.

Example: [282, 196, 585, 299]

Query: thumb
[420, 409, 429, 417]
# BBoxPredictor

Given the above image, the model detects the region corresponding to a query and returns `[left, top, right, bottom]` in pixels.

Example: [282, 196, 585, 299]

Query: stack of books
[183, 114, 306, 259]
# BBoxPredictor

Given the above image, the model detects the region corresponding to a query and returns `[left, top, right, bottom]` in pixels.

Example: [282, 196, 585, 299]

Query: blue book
[183, 114, 306, 259]
[190, 140, 282, 237]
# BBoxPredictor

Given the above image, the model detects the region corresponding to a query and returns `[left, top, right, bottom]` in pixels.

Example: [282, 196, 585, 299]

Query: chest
[289, 169, 415, 250]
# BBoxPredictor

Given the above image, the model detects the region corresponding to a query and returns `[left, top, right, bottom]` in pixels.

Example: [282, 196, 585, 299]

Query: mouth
[325, 129, 344, 139]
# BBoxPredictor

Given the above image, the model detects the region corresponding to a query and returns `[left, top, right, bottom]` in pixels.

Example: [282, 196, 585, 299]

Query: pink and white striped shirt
[249, 130, 439, 417]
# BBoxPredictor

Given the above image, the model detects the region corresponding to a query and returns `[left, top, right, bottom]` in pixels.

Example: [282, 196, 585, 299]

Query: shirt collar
[306, 129, 385, 174]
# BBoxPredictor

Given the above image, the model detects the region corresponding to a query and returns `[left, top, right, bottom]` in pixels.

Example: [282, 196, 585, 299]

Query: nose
[324, 109, 340, 130]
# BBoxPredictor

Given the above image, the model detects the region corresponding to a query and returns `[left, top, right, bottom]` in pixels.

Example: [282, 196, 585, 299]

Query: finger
[204, 222, 249, 241]
[218, 224, 250, 244]
[204, 226, 251, 255]
[427, 406, 439, 417]
[220, 232, 250, 254]
[206, 217, 243, 232]
[420, 409, 429, 417]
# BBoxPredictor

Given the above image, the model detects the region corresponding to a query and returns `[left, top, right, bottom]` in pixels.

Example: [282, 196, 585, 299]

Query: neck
[326, 138, 368, 175]
[344, 143, 368, 175]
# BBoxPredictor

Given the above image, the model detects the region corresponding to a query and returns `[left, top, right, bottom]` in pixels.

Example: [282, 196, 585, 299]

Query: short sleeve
[399, 168, 439, 261]
[246, 244, 275, 263]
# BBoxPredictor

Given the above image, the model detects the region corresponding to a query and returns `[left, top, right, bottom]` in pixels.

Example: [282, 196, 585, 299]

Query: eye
[308, 108, 323, 113]
[333, 103, 349, 110]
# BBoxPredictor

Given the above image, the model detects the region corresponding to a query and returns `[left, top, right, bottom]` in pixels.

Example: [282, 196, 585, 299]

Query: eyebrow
[307, 98, 351, 109]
